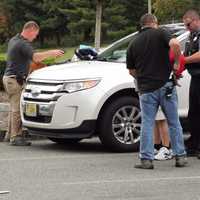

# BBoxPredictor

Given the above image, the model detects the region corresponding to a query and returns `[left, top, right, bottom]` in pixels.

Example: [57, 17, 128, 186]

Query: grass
[56, 47, 76, 62]
[0, 53, 6, 60]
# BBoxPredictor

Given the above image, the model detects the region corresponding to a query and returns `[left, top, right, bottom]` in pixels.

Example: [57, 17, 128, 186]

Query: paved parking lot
[0, 138, 200, 200]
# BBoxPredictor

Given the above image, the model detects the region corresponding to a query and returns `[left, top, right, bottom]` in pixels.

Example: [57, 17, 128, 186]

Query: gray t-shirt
[4, 34, 34, 77]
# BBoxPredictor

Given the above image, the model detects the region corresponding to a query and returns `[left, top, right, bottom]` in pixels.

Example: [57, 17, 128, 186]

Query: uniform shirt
[184, 30, 200, 76]
[4, 34, 34, 77]
[126, 27, 172, 93]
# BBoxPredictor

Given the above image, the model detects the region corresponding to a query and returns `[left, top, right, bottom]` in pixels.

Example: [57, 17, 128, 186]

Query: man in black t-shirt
[3, 21, 64, 146]
[126, 14, 187, 169]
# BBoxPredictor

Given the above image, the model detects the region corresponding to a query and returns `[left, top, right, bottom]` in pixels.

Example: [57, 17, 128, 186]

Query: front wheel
[99, 96, 141, 152]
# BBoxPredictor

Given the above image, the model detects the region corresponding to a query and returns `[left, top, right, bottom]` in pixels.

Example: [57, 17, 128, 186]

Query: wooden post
[148, 0, 152, 14]
[94, 0, 102, 52]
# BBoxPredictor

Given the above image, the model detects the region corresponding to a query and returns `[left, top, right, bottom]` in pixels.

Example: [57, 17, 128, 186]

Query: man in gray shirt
[3, 21, 64, 146]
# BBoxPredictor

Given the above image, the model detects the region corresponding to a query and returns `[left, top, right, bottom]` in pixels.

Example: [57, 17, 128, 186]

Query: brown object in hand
[29, 61, 46, 73]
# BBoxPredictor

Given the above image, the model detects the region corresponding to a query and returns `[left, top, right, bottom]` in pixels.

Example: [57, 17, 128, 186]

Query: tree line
[0, 0, 199, 48]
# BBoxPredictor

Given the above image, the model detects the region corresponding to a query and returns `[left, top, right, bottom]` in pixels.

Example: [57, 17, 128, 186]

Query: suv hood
[28, 61, 126, 80]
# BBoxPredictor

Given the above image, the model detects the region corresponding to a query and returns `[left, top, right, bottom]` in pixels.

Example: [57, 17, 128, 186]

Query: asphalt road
[0, 138, 200, 200]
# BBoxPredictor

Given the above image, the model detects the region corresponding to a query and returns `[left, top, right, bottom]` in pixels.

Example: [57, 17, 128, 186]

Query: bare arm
[33, 49, 65, 63]
[169, 38, 181, 59]
[169, 38, 181, 70]
[184, 51, 200, 64]
[128, 69, 137, 77]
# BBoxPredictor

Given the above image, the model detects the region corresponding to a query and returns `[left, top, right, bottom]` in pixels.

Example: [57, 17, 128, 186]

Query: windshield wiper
[96, 57, 108, 61]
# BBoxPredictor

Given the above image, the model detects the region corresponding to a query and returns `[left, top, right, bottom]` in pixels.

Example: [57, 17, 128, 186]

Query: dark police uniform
[184, 30, 200, 153]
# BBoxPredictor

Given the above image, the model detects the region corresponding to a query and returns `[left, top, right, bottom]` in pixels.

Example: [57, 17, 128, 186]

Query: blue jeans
[139, 81, 186, 160]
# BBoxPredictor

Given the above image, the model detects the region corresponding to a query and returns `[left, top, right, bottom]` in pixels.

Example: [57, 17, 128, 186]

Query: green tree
[102, 0, 147, 41]
[153, 0, 194, 23]
[0, 0, 68, 46]
[0, 1, 9, 44]
[60, 0, 96, 43]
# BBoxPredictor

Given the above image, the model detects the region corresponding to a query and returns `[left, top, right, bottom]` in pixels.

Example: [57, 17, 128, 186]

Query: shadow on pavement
[30, 138, 124, 154]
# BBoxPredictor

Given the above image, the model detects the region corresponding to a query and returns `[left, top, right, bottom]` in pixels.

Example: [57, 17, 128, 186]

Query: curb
[0, 103, 44, 141]
[0, 103, 9, 112]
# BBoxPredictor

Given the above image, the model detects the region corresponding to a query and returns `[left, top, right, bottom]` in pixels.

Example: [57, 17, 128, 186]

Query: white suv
[21, 24, 190, 152]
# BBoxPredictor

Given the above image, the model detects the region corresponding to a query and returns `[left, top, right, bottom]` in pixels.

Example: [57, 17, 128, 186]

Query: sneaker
[175, 155, 188, 167]
[154, 147, 173, 160]
[9, 136, 31, 146]
[134, 159, 154, 170]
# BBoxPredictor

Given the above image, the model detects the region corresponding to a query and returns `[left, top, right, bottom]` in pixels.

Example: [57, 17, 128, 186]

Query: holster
[16, 74, 25, 86]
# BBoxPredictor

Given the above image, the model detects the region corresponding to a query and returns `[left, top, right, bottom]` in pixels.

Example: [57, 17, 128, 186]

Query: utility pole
[148, 0, 152, 14]
[94, 0, 102, 52]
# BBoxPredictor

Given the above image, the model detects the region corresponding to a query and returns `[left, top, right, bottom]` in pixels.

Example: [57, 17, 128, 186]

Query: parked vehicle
[21, 24, 190, 152]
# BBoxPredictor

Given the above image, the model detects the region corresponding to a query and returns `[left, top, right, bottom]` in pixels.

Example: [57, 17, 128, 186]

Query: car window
[98, 34, 136, 63]
[98, 24, 187, 63]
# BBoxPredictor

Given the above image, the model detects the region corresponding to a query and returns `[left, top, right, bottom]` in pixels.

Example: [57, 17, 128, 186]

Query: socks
[154, 143, 162, 150]
[154, 144, 171, 150]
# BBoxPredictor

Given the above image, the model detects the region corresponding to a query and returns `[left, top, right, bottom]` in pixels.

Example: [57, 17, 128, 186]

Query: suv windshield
[98, 24, 186, 63]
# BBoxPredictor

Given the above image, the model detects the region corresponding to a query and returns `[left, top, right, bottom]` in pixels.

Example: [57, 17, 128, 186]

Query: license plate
[25, 103, 37, 117]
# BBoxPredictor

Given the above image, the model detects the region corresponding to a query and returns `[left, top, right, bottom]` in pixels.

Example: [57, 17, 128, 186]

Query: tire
[48, 138, 81, 144]
[99, 96, 141, 152]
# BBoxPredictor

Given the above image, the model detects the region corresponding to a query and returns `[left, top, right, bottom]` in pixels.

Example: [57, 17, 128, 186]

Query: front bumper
[21, 82, 106, 131]
[26, 120, 96, 139]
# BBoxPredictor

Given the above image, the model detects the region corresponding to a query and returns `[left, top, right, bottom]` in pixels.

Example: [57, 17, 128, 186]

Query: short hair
[140, 13, 158, 27]
[23, 21, 39, 31]
[183, 9, 200, 20]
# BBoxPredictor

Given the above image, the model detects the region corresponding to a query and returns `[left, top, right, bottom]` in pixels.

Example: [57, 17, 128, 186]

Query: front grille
[23, 98, 54, 103]
[24, 114, 52, 123]
[23, 79, 65, 123]
[23, 79, 66, 102]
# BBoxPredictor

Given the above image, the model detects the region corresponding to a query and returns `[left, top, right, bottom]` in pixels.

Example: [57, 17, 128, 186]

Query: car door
[176, 32, 190, 117]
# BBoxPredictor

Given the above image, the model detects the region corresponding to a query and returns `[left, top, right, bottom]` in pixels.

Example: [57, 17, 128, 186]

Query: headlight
[61, 78, 101, 93]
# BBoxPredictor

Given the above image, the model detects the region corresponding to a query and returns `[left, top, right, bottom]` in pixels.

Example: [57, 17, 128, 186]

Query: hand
[128, 69, 137, 77]
[172, 73, 181, 87]
[173, 60, 179, 71]
[50, 49, 65, 58]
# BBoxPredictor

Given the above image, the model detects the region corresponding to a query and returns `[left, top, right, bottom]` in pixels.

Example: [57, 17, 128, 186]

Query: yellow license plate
[25, 103, 37, 117]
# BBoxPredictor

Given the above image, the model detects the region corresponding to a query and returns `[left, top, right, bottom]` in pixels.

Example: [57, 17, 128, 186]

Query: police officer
[183, 10, 200, 159]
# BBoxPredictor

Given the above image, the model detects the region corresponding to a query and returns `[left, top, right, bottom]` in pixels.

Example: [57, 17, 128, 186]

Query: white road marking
[62, 176, 200, 186]
[0, 191, 10, 194]
[0, 156, 84, 162]
[0, 154, 125, 162]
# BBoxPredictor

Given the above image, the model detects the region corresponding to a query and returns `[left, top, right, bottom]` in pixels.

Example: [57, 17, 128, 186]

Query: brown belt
[6, 75, 16, 79]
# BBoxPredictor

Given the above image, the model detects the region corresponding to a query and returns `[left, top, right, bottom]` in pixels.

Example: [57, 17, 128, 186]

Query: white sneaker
[154, 147, 173, 160]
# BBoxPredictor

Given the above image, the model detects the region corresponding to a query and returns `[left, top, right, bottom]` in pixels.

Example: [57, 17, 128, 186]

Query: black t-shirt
[4, 34, 33, 77]
[126, 27, 172, 93]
